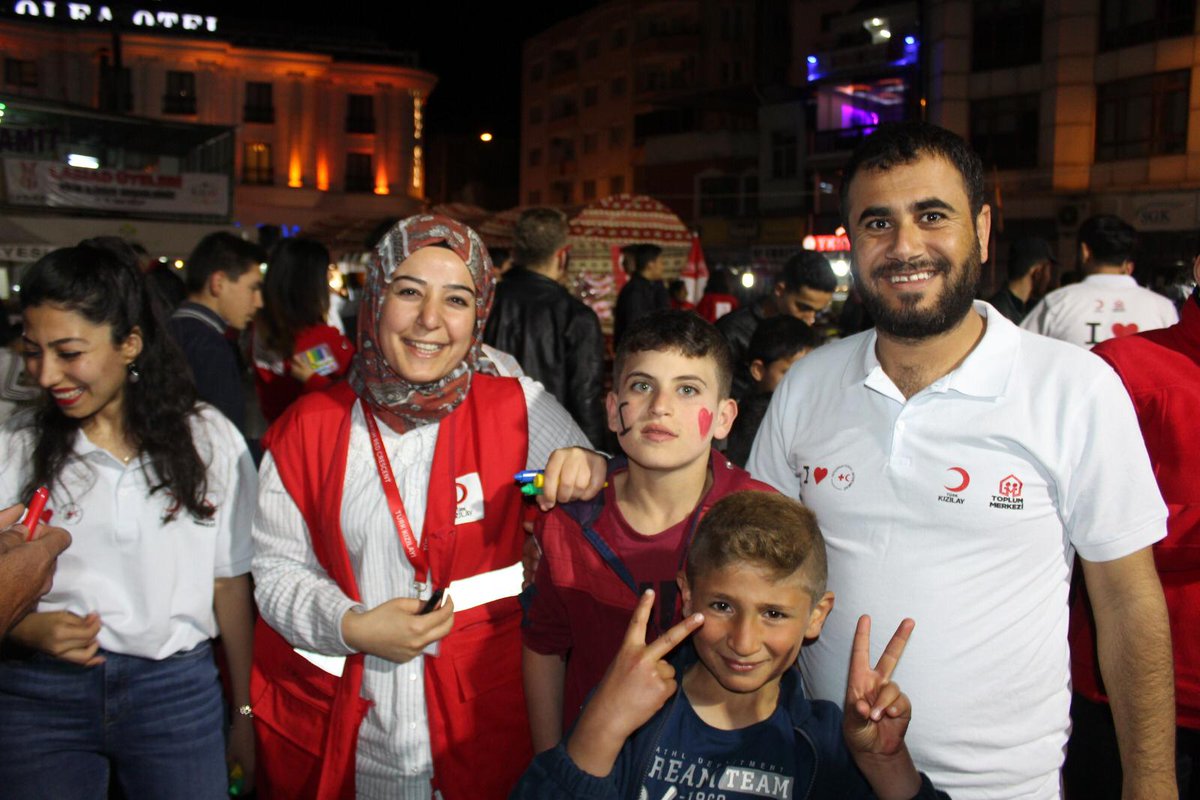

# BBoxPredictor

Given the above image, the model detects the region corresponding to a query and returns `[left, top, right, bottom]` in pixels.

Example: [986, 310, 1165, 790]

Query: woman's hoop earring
[127, 362, 141, 384]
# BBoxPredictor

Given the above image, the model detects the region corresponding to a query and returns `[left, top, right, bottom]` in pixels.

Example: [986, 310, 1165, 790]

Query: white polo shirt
[748, 301, 1166, 800]
[1021, 273, 1179, 348]
[0, 404, 256, 660]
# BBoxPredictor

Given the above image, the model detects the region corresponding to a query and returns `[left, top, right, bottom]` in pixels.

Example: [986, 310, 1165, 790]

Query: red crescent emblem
[455, 482, 468, 504]
[944, 467, 970, 493]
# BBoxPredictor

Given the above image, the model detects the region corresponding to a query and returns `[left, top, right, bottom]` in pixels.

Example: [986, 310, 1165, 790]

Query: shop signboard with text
[3, 159, 229, 218]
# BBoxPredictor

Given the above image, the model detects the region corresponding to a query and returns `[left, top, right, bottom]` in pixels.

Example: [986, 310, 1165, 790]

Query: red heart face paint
[698, 407, 713, 438]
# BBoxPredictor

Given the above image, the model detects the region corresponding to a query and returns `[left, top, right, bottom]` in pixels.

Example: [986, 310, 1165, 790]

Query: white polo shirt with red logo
[748, 301, 1167, 800]
[1021, 273, 1179, 348]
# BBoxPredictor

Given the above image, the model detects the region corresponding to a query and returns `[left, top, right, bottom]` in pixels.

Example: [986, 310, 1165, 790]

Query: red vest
[251, 376, 532, 799]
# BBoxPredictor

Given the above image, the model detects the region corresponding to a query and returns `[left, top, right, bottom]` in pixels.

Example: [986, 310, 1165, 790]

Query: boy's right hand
[566, 590, 704, 777]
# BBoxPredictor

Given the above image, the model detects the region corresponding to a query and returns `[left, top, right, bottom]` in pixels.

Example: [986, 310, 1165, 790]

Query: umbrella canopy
[569, 194, 690, 244]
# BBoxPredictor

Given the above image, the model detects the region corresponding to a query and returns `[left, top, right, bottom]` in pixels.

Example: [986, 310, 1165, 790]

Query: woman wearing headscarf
[250, 215, 603, 799]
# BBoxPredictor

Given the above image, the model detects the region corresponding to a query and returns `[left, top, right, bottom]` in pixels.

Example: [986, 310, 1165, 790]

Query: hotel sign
[11, 2, 218, 32]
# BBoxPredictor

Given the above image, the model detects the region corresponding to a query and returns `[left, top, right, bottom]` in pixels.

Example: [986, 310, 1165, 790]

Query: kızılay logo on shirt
[989, 474, 1025, 510]
[454, 472, 485, 524]
[937, 467, 970, 505]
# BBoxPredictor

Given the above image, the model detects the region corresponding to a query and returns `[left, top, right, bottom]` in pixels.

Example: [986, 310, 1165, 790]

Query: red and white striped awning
[569, 194, 690, 244]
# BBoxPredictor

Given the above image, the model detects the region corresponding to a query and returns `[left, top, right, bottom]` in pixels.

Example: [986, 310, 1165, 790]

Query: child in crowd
[513, 491, 947, 800]
[522, 310, 775, 752]
[725, 315, 820, 467]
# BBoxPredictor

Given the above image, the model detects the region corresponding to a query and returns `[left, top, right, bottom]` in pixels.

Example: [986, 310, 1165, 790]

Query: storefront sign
[0, 242, 52, 262]
[0, 127, 60, 154]
[1129, 193, 1196, 232]
[802, 233, 851, 252]
[11, 2, 217, 32]
[4, 159, 229, 217]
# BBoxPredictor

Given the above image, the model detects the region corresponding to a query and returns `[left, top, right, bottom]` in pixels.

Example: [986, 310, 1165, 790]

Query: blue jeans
[0, 641, 227, 800]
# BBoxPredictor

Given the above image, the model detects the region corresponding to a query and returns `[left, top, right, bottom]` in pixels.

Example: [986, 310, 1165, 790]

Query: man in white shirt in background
[1022, 214, 1178, 347]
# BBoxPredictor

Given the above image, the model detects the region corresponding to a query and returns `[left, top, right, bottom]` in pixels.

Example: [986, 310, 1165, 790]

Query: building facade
[0, 3, 436, 258]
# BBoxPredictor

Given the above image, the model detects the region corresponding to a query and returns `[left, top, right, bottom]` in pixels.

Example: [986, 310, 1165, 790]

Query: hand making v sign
[566, 589, 705, 777]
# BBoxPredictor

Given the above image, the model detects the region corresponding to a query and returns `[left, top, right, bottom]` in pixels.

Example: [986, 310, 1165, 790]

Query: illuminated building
[0, 3, 436, 263]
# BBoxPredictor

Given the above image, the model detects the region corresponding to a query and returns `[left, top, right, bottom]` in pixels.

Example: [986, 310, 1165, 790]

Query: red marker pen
[22, 486, 48, 542]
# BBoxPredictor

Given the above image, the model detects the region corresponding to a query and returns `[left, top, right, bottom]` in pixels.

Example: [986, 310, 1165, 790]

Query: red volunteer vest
[251, 376, 532, 799]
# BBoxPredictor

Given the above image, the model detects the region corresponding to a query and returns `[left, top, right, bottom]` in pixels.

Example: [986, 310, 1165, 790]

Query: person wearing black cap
[987, 236, 1055, 324]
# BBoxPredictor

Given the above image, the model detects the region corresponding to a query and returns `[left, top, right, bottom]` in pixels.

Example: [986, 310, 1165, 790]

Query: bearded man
[747, 121, 1175, 800]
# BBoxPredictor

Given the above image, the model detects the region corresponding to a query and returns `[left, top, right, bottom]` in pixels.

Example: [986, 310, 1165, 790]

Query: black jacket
[484, 267, 607, 448]
[613, 273, 668, 346]
[715, 299, 769, 403]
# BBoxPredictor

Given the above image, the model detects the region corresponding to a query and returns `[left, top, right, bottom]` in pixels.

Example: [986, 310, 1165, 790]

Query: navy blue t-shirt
[638, 693, 797, 800]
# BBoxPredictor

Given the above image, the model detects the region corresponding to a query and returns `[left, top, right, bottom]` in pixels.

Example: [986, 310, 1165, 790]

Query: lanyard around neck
[363, 406, 431, 590]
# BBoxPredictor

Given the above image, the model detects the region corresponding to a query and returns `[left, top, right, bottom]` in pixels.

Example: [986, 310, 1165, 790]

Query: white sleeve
[0, 418, 34, 506]
[1020, 297, 1050, 335]
[745, 367, 803, 498]
[251, 452, 361, 654]
[199, 408, 257, 578]
[518, 375, 592, 469]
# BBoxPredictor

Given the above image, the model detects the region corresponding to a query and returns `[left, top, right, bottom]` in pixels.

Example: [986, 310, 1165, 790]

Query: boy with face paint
[522, 311, 776, 753]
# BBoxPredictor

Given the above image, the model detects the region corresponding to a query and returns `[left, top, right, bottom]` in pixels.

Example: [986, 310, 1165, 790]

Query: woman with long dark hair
[0, 240, 257, 798]
[250, 214, 604, 799]
[252, 238, 354, 424]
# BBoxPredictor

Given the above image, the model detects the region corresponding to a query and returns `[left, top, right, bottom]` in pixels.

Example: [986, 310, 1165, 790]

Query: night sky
[205, 0, 600, 139]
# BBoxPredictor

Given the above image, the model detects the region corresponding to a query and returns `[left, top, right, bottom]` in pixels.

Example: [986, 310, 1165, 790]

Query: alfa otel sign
[12, 1, 218, 32]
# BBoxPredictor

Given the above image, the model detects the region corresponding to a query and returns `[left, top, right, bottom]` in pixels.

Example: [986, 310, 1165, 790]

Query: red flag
[681, 233, 709, 302]
[611, 244, 628, 291]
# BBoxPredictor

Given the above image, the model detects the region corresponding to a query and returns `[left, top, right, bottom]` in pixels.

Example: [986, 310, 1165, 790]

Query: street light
[480, 132, 493, 142]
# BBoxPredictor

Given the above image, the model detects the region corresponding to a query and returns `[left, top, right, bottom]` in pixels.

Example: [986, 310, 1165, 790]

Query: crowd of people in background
[0, 120, 1195, 800]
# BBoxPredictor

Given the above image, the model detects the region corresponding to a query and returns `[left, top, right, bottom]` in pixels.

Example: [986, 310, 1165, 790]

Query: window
[1100, 0, 1194, 50]
[530, 62, 545, 81]
[699, 175, 740, 217]
[970, 93, 1039, 169]
[551, 180, 573, 205]
[4, 58, 36, 87]
[549, 137, 576, 164]
[549, 95, 578, 121]
[244, 82, 274, 124]
[583, 85, 598, 108]
[972, 0, 1042, 71]
[529, 105, 543, 124]
[1096, 71, 1190, 161]
[771, 131, 797, 179]
[346, 94, 375, 134]
[582, 179, 597, 201]
[243, 142, 273, 185]
[611, 27, 627, 49]
[583, 39, 599, 60]
[163, 70, 196, 115]
[743, 175, 759, 215]
[721, 7, 744, 41]
[345, 152, 373, 192]
[528, 147, 542, 167]
[527, 189, 542, 205]
[611, 76, 627, 98]
[609, 126, 625, 149]
[582, 132, 598, 154]
[99, 63, 132, 112]
[610, 174, 625, 194]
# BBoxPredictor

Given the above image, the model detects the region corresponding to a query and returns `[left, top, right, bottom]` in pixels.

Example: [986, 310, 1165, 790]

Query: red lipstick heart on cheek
[698, 408, 713, 438]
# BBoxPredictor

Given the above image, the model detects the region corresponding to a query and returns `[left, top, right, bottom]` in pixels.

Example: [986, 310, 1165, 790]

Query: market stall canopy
[569, 194, 690, 244]
[429, 202, 490, 230]
[476, 206, 523, 249]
